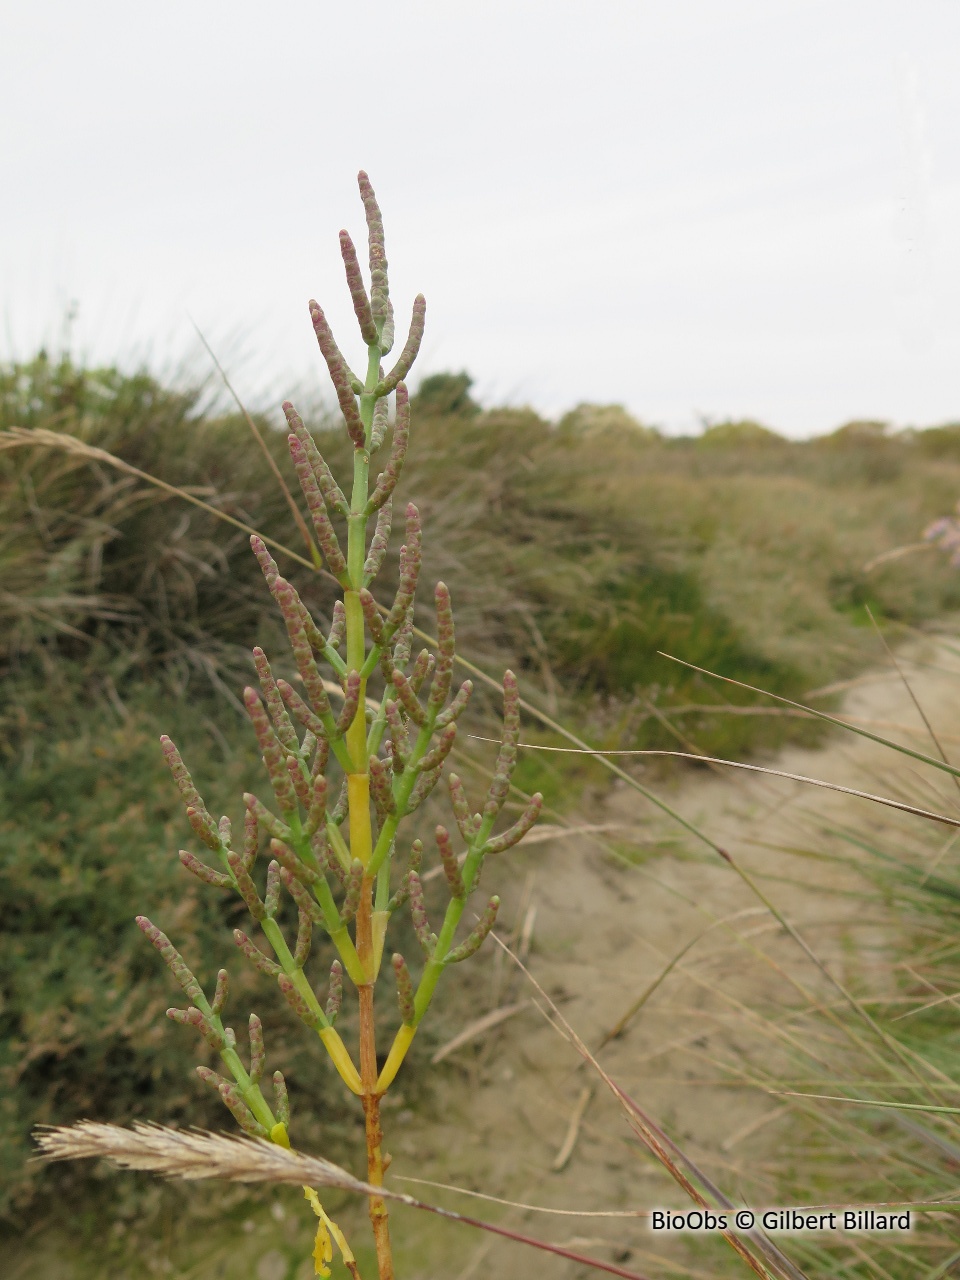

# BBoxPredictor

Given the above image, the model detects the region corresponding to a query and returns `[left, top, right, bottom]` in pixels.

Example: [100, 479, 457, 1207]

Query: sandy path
[15, 635, 960, 1280]
[388, 630, 960, 1279]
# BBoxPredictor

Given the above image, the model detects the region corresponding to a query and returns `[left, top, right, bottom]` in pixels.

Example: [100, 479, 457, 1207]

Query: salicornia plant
[136, 172, 541, 1279]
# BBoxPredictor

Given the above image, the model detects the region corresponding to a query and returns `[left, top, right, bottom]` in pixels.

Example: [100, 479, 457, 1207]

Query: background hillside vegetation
[5, 352, 960, 1274]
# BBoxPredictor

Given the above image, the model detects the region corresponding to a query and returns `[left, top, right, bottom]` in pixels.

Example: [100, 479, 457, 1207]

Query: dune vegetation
[5, 348, 960, 1277]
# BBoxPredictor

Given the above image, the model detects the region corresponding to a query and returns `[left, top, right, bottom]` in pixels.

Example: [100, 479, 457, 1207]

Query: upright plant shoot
[138, 173, 541, 1279]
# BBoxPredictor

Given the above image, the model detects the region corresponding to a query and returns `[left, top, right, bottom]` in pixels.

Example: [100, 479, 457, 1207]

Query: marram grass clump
[37, 174, 540, 1280]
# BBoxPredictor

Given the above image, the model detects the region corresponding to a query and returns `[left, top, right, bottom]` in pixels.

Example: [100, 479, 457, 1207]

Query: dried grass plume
[33, 1121, 409, 1203]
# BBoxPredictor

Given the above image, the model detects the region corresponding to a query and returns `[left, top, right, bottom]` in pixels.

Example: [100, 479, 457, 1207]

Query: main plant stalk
[346, 342, 394, 1279]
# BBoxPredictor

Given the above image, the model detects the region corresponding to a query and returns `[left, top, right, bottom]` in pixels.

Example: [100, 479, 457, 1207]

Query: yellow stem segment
[270, 1122, 291, 1148]
[376, 1023, 417, 1093]
[319, 1026, 363, 1094]
[348, 772, 373, 868]
[371, 910, 389, 977]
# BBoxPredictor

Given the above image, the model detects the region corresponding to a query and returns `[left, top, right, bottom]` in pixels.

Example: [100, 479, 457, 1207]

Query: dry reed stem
[0, 428, 318, 573]
[429, 1000, 527, 1064]
[551, 1085, 593, 1172]
[191, 323, 320, 562]
[488, 933, 810, 1280]
[468, 737, 960, 830]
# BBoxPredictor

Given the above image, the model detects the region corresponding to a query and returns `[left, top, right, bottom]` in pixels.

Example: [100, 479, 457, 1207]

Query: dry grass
[35, 1122, 374, 1195]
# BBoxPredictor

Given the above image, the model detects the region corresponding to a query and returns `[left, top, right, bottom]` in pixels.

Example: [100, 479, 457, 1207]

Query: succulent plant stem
[141, 175, 540, 1280]
[343, 335, 395, 1277]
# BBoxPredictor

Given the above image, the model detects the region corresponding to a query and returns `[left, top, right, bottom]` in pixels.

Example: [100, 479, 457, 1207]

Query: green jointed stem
[218, 1041, 278, 1132]
[367, 695, 473, 884]
[326, 819, 352, 870]
[359, 640, 384, 681]
[282, 824, 366, 985]
[344, 593, 367, 691]
[375, 858, 392, 912]
[330, 924, 367, 986]
[289, 839, 343, 932]
[366, 696, 390, 757]
[376, 797, 507, 1090]
[142, 919, 278, 1131]
[259, 918, 329, 1028]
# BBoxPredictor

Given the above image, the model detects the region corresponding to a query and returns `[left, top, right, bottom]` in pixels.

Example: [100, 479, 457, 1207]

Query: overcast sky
[4, 1, 960, 436]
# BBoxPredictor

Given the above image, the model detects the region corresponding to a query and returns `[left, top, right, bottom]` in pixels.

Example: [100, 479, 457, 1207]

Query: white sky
[3, 0, 960, 436]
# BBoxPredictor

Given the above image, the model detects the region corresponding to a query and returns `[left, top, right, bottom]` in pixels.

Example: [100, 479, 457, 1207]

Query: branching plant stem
[96, 174, 542, 1280]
